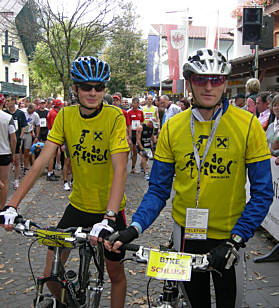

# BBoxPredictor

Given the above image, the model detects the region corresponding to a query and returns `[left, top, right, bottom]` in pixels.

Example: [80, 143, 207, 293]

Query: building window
[15, 72, 17, 78]
[5, 67, 9, 82]
[22, 74, 24, 84]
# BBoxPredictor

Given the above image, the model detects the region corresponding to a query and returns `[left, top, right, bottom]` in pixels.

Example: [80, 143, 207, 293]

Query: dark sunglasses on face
[78, 83, 105, 92]
[190, 75, 226, 87]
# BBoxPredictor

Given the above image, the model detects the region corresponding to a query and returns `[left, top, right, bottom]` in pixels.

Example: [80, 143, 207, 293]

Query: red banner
[166, 25, 180, 81]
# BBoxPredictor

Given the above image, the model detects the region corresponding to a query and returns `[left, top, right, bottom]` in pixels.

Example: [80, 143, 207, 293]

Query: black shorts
[131, 130, 137, 145]
[0, 154, 12, 166]
[39, 132, 48, 142]
[49, 204, 126, 261]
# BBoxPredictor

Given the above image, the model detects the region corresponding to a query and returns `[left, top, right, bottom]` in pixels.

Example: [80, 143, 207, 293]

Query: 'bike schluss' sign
[146, 250, 192, 281]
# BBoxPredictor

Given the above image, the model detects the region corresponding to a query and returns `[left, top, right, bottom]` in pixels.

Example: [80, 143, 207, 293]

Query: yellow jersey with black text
[47, 104, 130, 213]
[154, 105, 271, 239]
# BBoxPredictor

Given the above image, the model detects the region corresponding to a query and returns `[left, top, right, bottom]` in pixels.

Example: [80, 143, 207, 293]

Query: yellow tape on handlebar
[146, 250, 192, 281]
[36, 229, 73, 248]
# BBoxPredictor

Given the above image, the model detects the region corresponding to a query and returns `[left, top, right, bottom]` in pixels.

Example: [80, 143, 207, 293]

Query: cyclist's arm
[131, 159, 174, 233]
[231, 159, 273, 242]
[105, 152, 128, 216]
[7, 140, 59, 209]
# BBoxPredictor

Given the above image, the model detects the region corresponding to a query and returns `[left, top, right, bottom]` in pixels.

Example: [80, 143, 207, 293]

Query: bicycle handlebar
[12, 216, 93, 248]
[121, 243, 210, 271]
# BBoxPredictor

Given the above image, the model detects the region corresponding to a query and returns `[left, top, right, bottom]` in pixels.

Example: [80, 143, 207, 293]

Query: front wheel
[35, 297, 55, 308]
[87, 243, 105, 308]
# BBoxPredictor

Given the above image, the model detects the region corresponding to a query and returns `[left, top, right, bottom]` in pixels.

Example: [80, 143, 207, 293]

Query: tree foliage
[29, 21, 105, 98]
[14, 0, 121, 99]
[104, 2, 147, 97]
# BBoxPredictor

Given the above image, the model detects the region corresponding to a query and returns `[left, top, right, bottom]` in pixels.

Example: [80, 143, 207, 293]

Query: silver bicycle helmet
[71, 56, 110, 83]
[183, 49, 231, 80]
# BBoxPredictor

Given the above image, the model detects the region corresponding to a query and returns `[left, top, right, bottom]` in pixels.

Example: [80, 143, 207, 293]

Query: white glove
[90, 219, 116, 239]
[0, 206, 18, 225]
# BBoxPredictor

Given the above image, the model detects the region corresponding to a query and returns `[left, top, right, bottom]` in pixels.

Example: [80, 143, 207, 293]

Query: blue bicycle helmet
[71, 56, 110, 83]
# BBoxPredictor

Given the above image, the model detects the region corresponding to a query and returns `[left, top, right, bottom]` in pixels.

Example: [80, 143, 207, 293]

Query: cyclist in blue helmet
[1, 56, 130, 308]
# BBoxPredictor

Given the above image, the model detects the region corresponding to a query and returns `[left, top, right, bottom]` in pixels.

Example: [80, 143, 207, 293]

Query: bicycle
[12, 216, 105, 308]
[122, 243, 210, 308]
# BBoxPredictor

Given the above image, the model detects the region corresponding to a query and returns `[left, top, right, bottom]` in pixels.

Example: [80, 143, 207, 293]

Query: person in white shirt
[256, 91, 270, 131]
[0, 95, 16, 208]
[160, 95, 181, 125]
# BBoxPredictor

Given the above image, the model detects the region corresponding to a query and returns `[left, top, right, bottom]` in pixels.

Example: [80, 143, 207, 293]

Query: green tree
[104, 2, 147, 97]
[29, 22, 105, 98]
[14, 0, 121, 99]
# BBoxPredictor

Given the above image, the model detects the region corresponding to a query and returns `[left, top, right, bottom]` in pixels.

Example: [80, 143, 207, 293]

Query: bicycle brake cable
[28, 238, 40, 285]
[146, 277, 153, 308]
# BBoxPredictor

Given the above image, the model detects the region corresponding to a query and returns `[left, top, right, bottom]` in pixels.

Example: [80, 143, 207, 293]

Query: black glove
[108, 226, 139, 245]
[207, 240, 240, 272]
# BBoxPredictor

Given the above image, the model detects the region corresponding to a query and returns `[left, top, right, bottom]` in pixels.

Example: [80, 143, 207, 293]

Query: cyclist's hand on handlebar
[0, 206, 18, 231]
[207, 240, 240, 273]
[90, 218, 116, 246]
[105, 226, 139, 253]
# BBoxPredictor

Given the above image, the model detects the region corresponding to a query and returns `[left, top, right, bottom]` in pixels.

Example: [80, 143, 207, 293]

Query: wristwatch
[105, 210, 117, 218]
[231, 234, 245, 247]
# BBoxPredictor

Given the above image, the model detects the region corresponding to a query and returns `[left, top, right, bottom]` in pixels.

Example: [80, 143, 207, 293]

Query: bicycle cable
[146, 277, 153, 307]
[27, 238, 40, 285]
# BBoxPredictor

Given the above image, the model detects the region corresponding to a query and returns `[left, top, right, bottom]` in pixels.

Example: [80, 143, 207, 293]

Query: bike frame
[33, 240, 104, 307]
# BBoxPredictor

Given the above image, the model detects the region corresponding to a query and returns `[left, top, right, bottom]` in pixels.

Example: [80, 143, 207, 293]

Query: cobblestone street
[0, 160, 279, 307]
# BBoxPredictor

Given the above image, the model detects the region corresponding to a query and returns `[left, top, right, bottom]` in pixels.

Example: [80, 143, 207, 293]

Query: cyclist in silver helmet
[108, 48, 273, 308]
[1, 56, 130, 308]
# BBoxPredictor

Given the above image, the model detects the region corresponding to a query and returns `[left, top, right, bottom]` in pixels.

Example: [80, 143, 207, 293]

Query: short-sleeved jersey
[0, 110, 15, 154]
[127, 109, 144, 131]
[143, 105, 157, 123]
[36, 109, 49, 135]
[24, 111, 40, 133]
[155, 105, 271, 240]
[47, 104, 130, 214]
[5, 109, 27, 138]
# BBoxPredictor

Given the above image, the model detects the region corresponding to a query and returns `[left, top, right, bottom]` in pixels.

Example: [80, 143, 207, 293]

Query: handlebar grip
[121, 243, 140, 252]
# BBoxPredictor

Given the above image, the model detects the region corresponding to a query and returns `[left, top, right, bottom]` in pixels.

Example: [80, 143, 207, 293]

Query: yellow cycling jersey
[47, 104, 130, 214]
[155, 105, 271, 239]
[143, 105, 157, 123]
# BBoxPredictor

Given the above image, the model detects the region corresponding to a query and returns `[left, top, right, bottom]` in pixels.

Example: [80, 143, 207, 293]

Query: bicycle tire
[88, 243, 105, 308]
[35, 297, 55, 308]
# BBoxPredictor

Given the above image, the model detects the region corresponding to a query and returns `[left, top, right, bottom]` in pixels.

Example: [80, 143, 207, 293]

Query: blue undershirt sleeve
[131, 159, 175, 233]
[231, 159, 274, 242]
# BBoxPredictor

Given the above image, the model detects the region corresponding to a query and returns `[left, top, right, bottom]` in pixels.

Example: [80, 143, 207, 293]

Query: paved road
[0, 160, 279, 307]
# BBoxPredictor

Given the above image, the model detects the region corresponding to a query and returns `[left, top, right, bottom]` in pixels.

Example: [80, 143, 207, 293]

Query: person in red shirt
[112, 95, 131, 150]
[47, 99, 63, 130]
[46, 99, 63, 181]
[127, 97, 144, 173]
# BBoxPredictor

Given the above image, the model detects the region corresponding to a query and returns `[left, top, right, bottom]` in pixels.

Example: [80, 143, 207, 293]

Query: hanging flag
[206, 26, 218, 49]
[166, 25, 180, 81]
[146, 35, 160, 87]
[206, 10, 219, 49]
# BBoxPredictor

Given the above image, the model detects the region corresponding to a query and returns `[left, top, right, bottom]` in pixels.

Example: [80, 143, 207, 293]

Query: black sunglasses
[78, 83, 105, 92]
